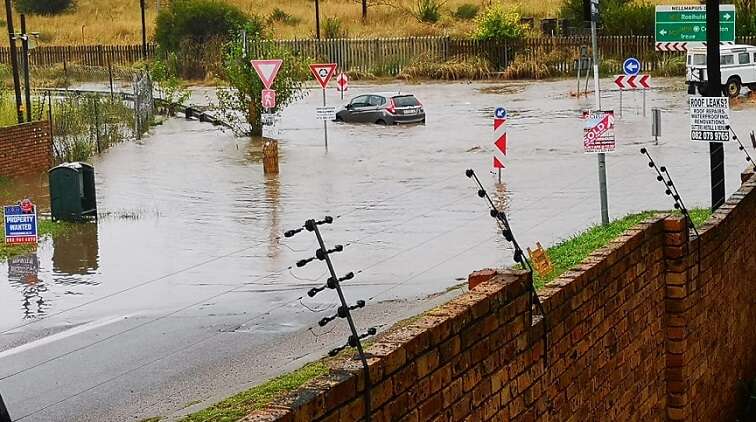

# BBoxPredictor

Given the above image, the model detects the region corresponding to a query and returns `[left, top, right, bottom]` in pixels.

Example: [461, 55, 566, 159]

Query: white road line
[0, 315, 129, 360]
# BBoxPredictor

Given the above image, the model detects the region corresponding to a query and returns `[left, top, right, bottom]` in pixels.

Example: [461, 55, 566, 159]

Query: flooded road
[0, 78, 754, 421]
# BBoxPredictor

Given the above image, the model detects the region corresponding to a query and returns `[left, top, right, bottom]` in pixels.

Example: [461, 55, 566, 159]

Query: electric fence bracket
[465, 169, 549, 366]
[285, 216, 375, 421]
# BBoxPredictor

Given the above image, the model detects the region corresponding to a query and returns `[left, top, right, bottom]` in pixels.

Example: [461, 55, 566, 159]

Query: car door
[737, 52, 755, 84]
[364, 95, 386, 123]
[346, 95, 371, 122]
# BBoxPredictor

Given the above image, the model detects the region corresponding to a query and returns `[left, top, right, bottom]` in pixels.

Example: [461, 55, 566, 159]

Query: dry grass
[18, 0, 565, 45]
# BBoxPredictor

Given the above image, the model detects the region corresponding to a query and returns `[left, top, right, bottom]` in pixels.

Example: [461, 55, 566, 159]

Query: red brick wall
[0, 121, 53, 177]
[244, 173, 756, 422]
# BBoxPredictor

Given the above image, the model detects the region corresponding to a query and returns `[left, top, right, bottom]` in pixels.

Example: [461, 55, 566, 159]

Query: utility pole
[362, 0, 367, 21]
[4, 0, 24, 124]
[20, 14, 32, 123]
[590, 0, 609, 225]
[140, 0, 147, 59]
[706, 0, 725, 210]
[314, 0, 321, 39]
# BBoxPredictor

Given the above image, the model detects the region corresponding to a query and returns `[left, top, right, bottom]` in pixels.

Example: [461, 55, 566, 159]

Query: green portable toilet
[49, 162, 97, 222]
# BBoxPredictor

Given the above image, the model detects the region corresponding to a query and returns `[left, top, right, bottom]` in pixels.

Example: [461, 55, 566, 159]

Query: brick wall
[0, 121, 53, 177]
[244, 172, 756, 422]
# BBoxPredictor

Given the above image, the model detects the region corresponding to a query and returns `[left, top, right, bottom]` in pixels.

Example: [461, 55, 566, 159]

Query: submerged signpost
[493, 107, 507, 183]
[310, 63, 338, 149]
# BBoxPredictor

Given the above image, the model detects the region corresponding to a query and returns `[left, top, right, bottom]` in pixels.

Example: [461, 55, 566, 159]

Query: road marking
[0, 315, 129, 360]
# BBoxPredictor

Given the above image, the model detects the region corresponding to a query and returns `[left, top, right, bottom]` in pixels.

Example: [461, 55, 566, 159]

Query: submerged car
[335, 93, 425, 125]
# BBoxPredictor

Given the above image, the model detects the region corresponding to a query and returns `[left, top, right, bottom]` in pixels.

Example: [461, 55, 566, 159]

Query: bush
[155, 0, 258, 53]
[473, 3, 526, 41]
[15, 0, 73, 15]
[323, 16, 347, 38]
[601, 1, 654, 35]
[268, 8, 301, 26]
[454, 3, 480, 20]
[414, 0, 443, 23]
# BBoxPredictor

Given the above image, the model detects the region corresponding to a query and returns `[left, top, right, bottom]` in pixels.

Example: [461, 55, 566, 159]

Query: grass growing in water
[0, 219, 76, 261]
[533, 209, 711, 288]
[179, 361, 328, 422]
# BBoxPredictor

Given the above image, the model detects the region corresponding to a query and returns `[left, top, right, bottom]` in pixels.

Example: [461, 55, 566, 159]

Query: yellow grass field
[19, 0, 555, 45]
[15, 0, 691, 45]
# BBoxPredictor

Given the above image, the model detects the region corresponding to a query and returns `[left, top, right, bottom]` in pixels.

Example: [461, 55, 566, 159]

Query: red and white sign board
[261, 89, 276, 109]
[583, 111, 616, 153]
[310, 63, 338, 89]
[251, 59, 282, 89]
[614, 74, 651, 90]
[336, 72, 349, 92]
[493, 118, 507, 169]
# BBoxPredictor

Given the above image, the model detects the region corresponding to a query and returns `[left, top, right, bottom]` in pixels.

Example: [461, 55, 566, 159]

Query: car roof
[689, 44, 756, 53]
[357, 92, 416, 98]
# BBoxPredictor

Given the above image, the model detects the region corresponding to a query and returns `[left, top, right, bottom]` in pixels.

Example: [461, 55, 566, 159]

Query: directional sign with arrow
[623, 57, 641, 76]
[655, 5, 735, 49]
[614, 74, 651, 90]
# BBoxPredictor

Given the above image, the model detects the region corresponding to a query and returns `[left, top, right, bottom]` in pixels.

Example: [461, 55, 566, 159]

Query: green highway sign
[655, 5, 736, 43]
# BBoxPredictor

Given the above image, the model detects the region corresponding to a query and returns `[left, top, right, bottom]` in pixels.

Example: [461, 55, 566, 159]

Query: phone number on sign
[691, 130, 730, 142]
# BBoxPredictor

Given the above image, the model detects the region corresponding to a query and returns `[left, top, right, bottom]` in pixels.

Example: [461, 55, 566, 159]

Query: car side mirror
[346, 104, 353, 110]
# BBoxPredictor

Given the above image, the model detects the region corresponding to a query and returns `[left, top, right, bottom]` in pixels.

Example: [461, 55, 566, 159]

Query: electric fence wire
[7, 172, 592, 419]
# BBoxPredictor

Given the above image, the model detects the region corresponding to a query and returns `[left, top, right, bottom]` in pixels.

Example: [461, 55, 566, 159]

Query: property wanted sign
[689, 97, 730, 142]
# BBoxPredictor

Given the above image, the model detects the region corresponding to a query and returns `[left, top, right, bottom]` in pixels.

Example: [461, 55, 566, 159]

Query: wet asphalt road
[0, 78, 754, 421]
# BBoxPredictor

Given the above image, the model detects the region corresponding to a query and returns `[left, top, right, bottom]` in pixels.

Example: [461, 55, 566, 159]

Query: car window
[738, 52, 750, 64]
[350, 96, 369, 107]
[368, 96, 383, 106]
[393, 95, 419, 107]
[693, 54, 706, 65]
[721, 55, 734, 65]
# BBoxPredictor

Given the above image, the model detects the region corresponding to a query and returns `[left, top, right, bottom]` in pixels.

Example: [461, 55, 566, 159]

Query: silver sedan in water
[335, 92, 426, 125]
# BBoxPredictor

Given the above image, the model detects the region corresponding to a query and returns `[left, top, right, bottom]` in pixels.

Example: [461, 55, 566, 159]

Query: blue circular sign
[623, 57, 641, 76]
[494, 107, 507, 119]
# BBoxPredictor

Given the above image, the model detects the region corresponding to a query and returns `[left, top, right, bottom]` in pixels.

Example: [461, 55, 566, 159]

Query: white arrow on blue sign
[495, 107, 507, 119]
[623, 57, 641, 76]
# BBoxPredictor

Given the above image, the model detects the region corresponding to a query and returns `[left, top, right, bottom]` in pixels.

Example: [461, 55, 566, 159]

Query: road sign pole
[706, 0, 725, 210]
[619, 88, 623, 118]
[642, 88, 646, 117]
[591, 0, 609, 225]
[323, 88, 328, 149]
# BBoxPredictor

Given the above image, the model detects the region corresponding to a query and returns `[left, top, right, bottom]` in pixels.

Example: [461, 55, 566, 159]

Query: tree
[214, 32, 309, 137]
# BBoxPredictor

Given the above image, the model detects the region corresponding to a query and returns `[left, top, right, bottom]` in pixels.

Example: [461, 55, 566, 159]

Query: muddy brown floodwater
[0, 78, 753, 421]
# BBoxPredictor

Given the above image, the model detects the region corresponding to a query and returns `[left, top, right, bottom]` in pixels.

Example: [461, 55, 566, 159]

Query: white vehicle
[686, 44, 756, 97]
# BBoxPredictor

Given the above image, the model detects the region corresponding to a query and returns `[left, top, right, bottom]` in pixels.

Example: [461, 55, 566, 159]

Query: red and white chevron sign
[656, 42, 687, 52]
[614, 74, 651, 90]
[493, 118, 507, 169]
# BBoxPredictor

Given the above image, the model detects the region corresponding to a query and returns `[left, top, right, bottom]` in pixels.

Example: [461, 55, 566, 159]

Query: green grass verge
[533, 208, 711, 288]
[178, 361, 329, 422]
[0, 219, 76, 261]
[171, 208, 713, 422]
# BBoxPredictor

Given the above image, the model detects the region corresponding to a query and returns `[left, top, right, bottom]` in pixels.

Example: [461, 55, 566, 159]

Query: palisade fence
[3, 36, 756, 77]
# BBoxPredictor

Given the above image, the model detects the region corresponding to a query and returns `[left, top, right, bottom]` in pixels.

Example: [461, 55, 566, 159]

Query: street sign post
[689, 97, 730, 142]
[614, 73, 651, 117]
[336, 72, 348, 100]
[583, 111, 616, 153]
[309, 63, 338, 149]
[493, 107, 507, 183]
[251, 59, 283, 133]
[4, 199, 38, 245]
[655, 5, 736, 51]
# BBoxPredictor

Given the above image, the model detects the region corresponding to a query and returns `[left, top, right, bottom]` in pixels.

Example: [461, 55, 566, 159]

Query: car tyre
[725, 77, 741, 98]
[697, 83, 708, 96]
[375, 119, 387, 125]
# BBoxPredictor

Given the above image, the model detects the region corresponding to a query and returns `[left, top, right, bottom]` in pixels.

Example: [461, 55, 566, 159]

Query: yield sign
[251, 59, 282, 89]
[310, 63, 337, 89]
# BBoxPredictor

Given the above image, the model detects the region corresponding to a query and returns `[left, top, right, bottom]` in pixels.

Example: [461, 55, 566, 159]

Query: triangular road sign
[251, 59, 283, 89]
[493, 157, 505, 169]
[310, 63, 337, 89]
